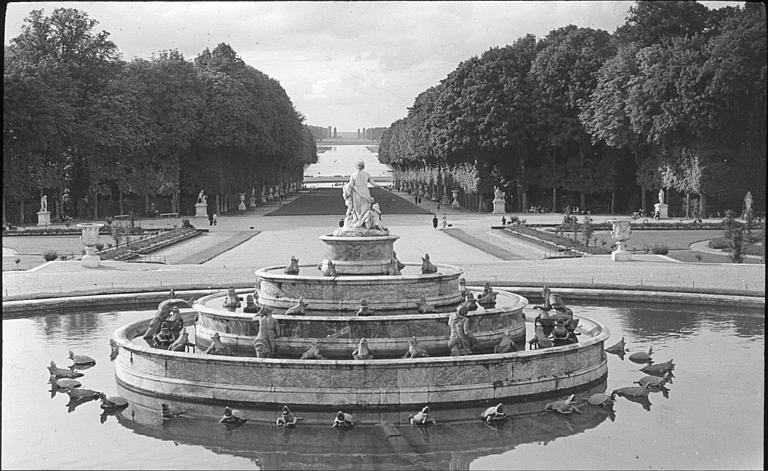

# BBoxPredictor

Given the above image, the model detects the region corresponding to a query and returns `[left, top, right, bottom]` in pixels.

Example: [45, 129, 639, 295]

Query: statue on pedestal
[658, 189, 665, 205]
[197, 190, 207, 205]
[40, 194, 48, 212]
[336, 160, 389, 235]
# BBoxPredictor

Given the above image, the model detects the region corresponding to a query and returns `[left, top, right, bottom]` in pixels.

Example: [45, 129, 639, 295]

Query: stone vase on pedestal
[608, 219, 632, 262]
[37, 211, 51, 226]
[194, 203, 208, 218]
[451, 189, 461, 209]
[238, 193, 247, 211]
[78, 223, 104, 268]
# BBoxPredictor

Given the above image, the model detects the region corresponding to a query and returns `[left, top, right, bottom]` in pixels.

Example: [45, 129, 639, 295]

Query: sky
[3, 1, 741, 132]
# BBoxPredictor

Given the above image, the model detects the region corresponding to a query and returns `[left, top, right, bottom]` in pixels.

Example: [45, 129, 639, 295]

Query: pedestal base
[37, 211, 51, 226]
[81, 247, 101, 268]
[654, 203, 668, 219]
[238, 202, 247, 211]
[194, 203, 208, 218]
[249, 197, 257, 207]
[492, 199, 506, 214]
[611, 241, 632, 261]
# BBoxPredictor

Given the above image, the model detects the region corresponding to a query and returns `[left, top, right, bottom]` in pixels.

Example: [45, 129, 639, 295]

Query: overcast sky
[4, 1, 740, 131]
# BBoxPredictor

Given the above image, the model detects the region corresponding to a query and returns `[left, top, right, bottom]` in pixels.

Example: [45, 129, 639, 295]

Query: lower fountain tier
[113, 314, 609, 408]
[254, 263, 463, 312]
[193, 289, 527, 357]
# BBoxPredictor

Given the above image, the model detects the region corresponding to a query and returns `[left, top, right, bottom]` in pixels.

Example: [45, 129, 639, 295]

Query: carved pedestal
[654, 203, 668, 219]
[492, 198, 506, 214]
[194, 203, 208, 218]
[37, 211, 51, 226]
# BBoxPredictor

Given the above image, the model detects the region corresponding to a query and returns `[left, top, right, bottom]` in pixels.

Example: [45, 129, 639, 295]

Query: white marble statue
[40, 194, 48, 212]
[343, 160, 376, 228]
[494, 186, 505, 201]
[197, 190, 207, 204]
[658, 189, 664, 205]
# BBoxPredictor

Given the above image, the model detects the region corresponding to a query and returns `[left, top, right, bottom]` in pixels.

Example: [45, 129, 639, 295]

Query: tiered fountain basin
[112, 307, 609, 408]
[193, 287, 528, 358]
[255, 263, 462, 311]
[320, 234, 399, 275]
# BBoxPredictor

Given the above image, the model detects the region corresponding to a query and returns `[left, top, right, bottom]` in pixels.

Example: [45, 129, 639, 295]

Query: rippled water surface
[1, 302, 763, 470]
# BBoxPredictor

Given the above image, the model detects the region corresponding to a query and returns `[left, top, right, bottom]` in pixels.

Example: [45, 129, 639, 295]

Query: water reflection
[114, 379, 610, 470]
[2, 304, 764, 469]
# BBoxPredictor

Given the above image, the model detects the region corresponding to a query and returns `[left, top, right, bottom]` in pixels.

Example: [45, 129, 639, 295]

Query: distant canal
[304, 144, 391, 179]
[1, 301, 763, 469]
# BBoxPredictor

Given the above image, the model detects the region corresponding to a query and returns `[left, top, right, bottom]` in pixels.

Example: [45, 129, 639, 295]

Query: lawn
[585, 230, 723, 251]
[665, 249, 763, 264]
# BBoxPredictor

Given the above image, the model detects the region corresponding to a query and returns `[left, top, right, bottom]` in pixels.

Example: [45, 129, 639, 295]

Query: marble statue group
[339, 160, 387, 233]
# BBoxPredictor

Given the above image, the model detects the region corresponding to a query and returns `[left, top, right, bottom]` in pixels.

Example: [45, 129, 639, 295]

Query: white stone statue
[40, 194, 48, 212]
[343, 160, 376, 228]
[369, 201, 386, 230]
[658, 189, 664, 205]
[494, 186, 505, 201]
[197, 190, 207, 205]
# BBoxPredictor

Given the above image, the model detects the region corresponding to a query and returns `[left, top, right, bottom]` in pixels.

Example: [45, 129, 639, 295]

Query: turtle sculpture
[300, 339, 325, 359]
[581, 393, 615, 408]
[284, 256, 300, 275]
[275, 405, 302, 426]
[421, 253, 438, 274]
[352, 338, 374, 360]
[55, 378, 82, 391]
[161, 403, 186, 420]
[68, 350, 96, 366]
[628, 346, 653, 364]
[285, 297, 309, 315]
[219, 406, 247, 426]
[494, 331, 517, 354]
[480, 403, 507, 423]
[605, 337, 627, 358]
[635, 371, 673, 388]
[416, 294, 434, 313]
[544, 394, 583, 414]
[169, 330, 190, 352]
[403, 336, 429, 359]
[47, 361, 84, 381]
[611, 384, 652, 398]
[97, 393, 128, 412]
[409, 405, 437, 426]
[640, 359, 675, 377]
[332, 411, 355, 428]
[66, 387, 101, 401]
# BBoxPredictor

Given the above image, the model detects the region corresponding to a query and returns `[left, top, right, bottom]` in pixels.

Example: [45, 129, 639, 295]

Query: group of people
[431, 213, 447, 229]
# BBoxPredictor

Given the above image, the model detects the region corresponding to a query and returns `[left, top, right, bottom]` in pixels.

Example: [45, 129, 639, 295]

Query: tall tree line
[3, 8, 317, 224]
[379, 2, 765, 216]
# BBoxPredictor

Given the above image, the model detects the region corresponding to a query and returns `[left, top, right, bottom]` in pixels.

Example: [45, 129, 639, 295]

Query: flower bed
[505, 225, 610, 255]
[99, 228, 199, 261]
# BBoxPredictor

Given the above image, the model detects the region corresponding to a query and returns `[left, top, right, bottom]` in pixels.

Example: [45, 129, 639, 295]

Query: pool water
[1, 302, 763, 469]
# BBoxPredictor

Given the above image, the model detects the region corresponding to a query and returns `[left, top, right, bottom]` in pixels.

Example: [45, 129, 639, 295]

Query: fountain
[112, 162, 609, 409]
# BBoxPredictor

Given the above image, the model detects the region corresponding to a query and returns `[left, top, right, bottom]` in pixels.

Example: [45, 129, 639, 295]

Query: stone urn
[608, 219, 632, 262]
[77, 223, 104, 268]
[238, 193, 247, 211]
[451, 189, 461, 209]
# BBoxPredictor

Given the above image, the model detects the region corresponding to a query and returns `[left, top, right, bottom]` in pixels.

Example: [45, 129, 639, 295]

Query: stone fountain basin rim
[319, 234, 400, 241]
[194, 288, 527, 320]
[113, 314, 608, 365]
[255, 262, 463, 280]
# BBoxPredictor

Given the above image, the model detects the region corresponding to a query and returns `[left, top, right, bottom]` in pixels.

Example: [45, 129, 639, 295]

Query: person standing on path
[432, 214, 438, 229]
[212, 213, 218, 226]
[208, 212, 214, 226]
[441, 213, 447, 229]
